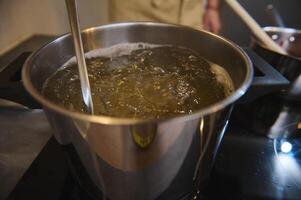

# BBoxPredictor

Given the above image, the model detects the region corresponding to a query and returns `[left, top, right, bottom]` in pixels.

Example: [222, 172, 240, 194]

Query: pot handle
[238, 49, 289, 103]
[0, 52, 41, 108]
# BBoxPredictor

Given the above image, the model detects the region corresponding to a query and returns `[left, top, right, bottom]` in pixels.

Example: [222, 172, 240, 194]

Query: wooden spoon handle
[226, 0, 286, 55]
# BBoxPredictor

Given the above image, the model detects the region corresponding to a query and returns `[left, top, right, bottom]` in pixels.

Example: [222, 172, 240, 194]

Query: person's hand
[203, 8, 221, 34]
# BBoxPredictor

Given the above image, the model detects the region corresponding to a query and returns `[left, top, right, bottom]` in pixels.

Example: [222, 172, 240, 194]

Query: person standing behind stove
[108, 0, 221, 34]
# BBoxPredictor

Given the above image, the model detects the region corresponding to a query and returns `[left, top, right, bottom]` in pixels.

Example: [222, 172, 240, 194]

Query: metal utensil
[266, 4, 285, 28]
[265, 4, 289, 48]
[65, 0, 94, 114]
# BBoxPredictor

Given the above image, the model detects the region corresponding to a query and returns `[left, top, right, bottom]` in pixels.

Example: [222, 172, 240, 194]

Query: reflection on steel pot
[22, 22, 254, 200]
[252, 26, 301, 81]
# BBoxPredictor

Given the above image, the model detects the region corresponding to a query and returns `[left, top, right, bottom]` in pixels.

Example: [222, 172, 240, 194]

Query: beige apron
[108, 0, 204, 28]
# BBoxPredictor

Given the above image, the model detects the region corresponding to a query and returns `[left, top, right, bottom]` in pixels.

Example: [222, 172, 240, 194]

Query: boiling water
[43, 43, 233, 118]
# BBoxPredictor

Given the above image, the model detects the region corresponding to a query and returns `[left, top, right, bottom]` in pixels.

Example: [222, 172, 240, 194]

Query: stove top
[4, 113, 301, 200]
[1, 36, 301, 200]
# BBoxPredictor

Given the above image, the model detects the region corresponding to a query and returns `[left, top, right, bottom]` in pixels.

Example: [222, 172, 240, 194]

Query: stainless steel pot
[252, 26, 301, 81]
[22, 22, 253, 200]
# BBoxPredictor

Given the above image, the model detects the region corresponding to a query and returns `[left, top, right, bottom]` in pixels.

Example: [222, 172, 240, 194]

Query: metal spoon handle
[65, 0, 94, 114]
[266, 4, 285, 27]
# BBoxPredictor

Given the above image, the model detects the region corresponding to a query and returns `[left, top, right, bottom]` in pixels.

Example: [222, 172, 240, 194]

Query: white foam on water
[63, 42, 164, 67]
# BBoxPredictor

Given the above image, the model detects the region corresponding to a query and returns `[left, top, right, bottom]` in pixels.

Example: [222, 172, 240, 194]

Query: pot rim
[263, 26, 301, 34]
[22, 22, 253, 125]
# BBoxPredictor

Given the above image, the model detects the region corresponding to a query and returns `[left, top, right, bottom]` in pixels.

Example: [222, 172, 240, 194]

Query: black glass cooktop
[5, 123, 301, 200]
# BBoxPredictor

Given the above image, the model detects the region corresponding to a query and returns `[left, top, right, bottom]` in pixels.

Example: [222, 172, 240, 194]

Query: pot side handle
[238, 48, 289, 103]
[0, 52, 41, 109]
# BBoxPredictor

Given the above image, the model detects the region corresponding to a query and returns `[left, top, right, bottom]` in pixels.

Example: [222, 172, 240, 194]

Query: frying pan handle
[239, 49, 289, 103]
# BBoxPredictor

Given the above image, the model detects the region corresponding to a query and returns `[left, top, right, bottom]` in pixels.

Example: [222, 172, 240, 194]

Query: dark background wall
[221, 0, 301, 46]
